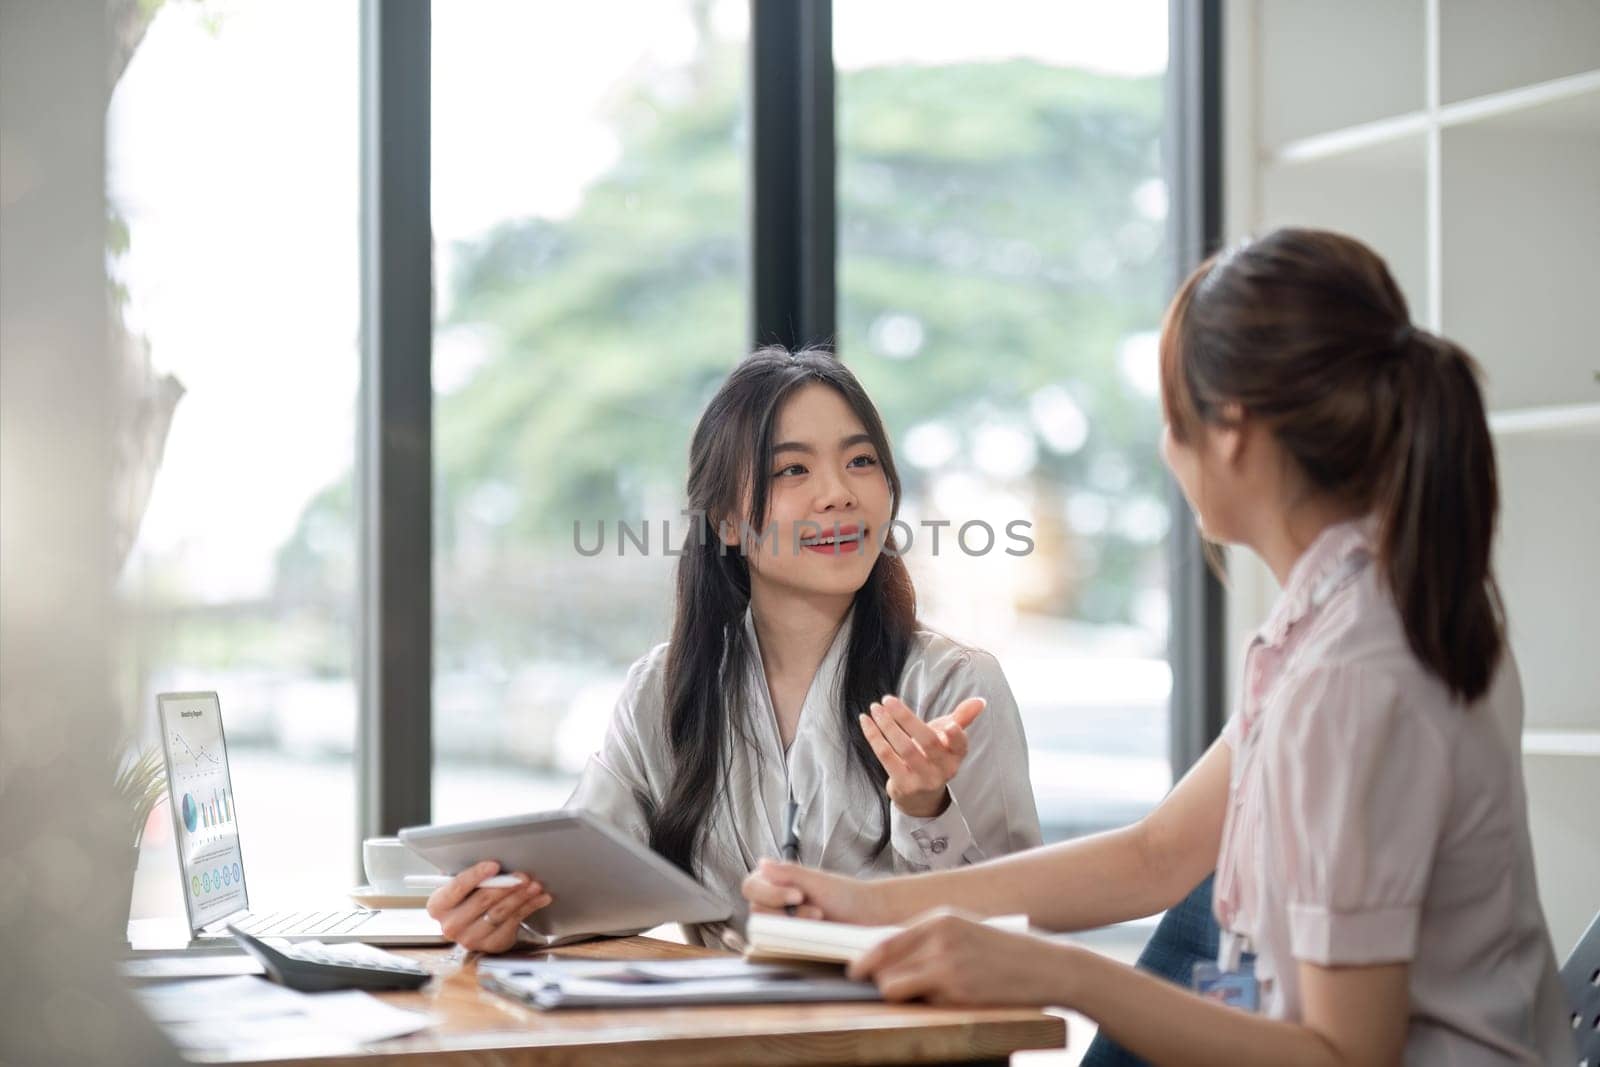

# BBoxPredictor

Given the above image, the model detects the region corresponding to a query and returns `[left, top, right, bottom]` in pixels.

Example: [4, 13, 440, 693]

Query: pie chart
[181, 793, 198, 833]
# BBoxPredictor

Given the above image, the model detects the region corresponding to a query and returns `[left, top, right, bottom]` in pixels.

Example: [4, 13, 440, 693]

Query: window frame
[357, 0, 1225, 851]
[358, 0, 433, 850]
[1166, 0, 1227, 774]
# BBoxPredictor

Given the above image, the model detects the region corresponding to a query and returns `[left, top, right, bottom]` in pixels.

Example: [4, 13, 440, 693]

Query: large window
[836, 1, 1174, 839]
[428, 3, 1172, 838]
[112, 3, 1186, 918]
[112, 1, 361, 914]
[429, 0, 749, 818]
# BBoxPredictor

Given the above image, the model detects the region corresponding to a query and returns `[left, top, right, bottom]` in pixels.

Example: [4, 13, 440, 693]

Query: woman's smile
[799, 522, 866, 555]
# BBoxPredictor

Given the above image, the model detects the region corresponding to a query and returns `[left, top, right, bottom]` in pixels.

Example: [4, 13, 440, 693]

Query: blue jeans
[1079, 875, 1218, 1067]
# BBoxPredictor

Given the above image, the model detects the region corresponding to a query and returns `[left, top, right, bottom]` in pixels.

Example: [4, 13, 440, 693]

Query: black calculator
[226, 924, 432, 992]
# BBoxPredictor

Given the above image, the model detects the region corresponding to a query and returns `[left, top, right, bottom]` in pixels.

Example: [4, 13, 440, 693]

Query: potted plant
[114, 744, 168, 937]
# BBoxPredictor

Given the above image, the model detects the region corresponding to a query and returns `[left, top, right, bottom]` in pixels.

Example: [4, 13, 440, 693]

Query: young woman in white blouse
[744, 229, 1573, 1064]
[428, 346, 1042, 950]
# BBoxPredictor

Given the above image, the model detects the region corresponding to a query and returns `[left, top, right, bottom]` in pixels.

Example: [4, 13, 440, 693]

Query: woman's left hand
[847, 910, 1072, 1005]
[860, 694, 985, 817]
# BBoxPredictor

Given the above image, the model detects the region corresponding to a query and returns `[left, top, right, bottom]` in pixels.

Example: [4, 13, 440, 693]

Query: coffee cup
[362, 836, 438, 893]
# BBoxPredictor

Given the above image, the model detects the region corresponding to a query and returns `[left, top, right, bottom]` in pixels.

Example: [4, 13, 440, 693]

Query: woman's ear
[717, 513, 741, 548]
[1210, 402, 1247, 468]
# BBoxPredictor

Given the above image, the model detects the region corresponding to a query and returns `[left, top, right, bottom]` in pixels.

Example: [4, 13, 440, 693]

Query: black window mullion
[750, 0, 835, 351]
[1166, 0, 1226, 774]
[358, 0, 432, 854]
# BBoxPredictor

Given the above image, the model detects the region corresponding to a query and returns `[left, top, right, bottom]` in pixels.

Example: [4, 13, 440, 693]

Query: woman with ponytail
[744, 230, 1573, 1064]
[427, 346, 1041, 951]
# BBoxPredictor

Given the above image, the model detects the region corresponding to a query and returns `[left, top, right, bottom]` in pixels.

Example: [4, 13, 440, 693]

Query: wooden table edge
[217, 1011, 1065, 1067]
[179, 935, 1067, 1066]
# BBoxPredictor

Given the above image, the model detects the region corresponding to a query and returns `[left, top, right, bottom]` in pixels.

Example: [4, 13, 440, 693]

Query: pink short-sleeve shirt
[1215, 519, 1573, 1063]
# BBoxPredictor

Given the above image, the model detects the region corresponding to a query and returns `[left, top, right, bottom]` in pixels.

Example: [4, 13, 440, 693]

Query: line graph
[169, 732, 221, 769]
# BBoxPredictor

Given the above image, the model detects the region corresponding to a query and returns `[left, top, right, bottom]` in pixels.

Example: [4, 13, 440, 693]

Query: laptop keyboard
[233, 909, 374, 936]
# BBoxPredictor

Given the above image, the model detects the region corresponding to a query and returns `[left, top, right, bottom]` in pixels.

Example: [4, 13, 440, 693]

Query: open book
[743, 912, 1031, 965]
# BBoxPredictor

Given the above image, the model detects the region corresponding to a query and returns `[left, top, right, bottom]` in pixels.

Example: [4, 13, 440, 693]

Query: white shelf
[1495, 430, 1600, 731]
[1439, 68, 1600, 130]
[1257, 0, 1425, 150]
[1270, 69, 1600, 167]
[1441, 86, 1600, 411]
[1489, 403, 1600, 437]
[1271, 113, 1430, 166]
[1523, 730, 1600, 758]
[1440, 0, 1600, 104]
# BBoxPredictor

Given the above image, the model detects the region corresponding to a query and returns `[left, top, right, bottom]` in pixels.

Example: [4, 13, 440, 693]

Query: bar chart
[181, 788, 233, 832]
[160, 692, 247, 924]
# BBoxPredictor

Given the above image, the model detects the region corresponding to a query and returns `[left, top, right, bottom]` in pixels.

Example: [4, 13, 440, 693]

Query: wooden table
[204, 935, 1065, 1067]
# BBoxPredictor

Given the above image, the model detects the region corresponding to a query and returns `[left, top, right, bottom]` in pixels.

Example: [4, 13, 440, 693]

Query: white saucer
[349, 885, 432, 909]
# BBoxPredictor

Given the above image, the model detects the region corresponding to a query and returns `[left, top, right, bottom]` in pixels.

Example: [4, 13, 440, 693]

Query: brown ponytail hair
[1160, 227, 1504, 702]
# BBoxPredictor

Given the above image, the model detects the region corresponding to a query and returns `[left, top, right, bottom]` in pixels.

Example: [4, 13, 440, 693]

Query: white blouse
[565, 607, 1043, 943]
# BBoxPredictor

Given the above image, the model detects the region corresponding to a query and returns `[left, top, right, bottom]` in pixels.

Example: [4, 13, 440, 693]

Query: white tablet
[398, 810, 730, 941]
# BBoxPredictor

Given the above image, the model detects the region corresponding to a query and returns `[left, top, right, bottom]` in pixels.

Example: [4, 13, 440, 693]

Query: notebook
[743, 912, 1031, 964]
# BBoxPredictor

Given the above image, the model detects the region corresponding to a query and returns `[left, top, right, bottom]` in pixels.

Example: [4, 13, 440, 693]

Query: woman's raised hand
[859, 694, 986, 818]
[425, 860, 554, 954]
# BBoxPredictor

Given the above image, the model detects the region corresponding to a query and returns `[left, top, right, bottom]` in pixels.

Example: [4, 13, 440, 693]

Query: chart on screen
[158, 693, 249, 927]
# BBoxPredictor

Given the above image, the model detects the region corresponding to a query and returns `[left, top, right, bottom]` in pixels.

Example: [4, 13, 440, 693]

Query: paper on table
[120, 955, 266, 981]
[625, 958, 804, 981]
[125, 915, 239, 955]
[477, 956, 796, 982]
[479, 958, 881, 1010]
[477, 957, 623, 979]
[132, 976, 435, 1054]
[295, 990, 436, 1043]
[135, 975, 304, 1023]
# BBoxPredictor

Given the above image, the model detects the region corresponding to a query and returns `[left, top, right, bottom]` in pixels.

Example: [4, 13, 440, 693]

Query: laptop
[154, 691, 445, 947]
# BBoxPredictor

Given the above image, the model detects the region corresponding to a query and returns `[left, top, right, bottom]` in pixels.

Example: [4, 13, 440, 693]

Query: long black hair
[646, 346, 918, 877]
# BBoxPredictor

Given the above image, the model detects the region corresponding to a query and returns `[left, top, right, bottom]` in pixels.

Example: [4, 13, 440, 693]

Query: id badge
[1191, 960, 1260, 1012]
[1193, 933, 1260, 1012]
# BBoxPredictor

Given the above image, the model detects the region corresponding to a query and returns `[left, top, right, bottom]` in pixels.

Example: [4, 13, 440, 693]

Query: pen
[781, 797, 800, 915]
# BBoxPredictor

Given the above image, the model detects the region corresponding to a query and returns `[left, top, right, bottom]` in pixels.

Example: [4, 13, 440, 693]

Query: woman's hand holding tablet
[424, 861, 554, 954]
[401, 811, 730, 951]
